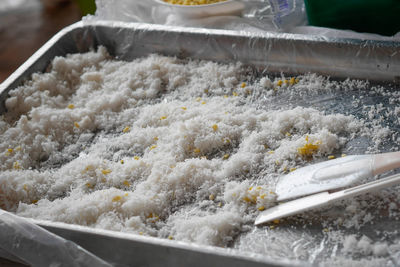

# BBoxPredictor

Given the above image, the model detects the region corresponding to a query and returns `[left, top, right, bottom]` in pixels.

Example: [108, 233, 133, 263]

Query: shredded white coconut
[0, 47, 399, 265]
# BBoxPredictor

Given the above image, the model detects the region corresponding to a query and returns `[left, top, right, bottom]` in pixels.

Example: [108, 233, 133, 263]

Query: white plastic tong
[255, 151, 400, 225]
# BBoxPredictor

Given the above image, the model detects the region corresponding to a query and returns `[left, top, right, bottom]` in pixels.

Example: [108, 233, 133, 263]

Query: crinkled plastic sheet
[92, 0, 284, 32]
[90, 0, 400, 41]
[1, 20, 400, 267]
[0, 210, 111, 266]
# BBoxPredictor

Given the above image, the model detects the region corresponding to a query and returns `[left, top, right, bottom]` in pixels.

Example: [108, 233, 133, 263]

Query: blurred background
[0, 0, 95, 83]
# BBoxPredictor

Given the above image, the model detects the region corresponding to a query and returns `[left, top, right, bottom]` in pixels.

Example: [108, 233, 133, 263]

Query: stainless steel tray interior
[1, 20, 400, 267]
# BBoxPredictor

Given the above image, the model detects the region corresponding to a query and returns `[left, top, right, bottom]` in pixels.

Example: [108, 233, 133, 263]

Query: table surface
[0, 0, 81, 83]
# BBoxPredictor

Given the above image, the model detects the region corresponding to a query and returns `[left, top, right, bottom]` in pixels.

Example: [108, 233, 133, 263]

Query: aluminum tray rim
[2, 20, 400, 93]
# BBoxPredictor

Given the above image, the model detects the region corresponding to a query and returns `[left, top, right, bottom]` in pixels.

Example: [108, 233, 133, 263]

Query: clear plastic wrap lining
[0, 20, 400, 266]
[0, 210, 111, 267]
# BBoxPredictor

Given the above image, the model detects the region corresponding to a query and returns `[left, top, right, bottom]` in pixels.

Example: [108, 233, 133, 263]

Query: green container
[304, 0, 400, 36]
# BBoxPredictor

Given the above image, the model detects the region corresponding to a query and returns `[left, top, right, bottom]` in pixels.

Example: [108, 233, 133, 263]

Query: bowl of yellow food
[154, 0, 245, 18]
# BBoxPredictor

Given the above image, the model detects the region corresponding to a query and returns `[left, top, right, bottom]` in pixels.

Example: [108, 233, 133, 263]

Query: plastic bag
[0, 209, 111, 267]
[92, 0, 307, 32]
[89, 0, 400, 40]
[269, 0, 307, 30]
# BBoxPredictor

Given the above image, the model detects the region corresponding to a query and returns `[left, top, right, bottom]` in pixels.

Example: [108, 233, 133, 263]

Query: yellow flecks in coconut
[273, 219, 280, 224]
[223, 95, 228, 98]
[149, 145, 157, 151]
[241, 82, 246, 88]
[328, 155, 335, 160]
[139, 232, 143, 235]
[209, 194, 215, 201]
[341, 153, 347, 157]
[196, 97, 202, 102]
[223, 138, 231, 144]
[101, 169, 112, 175]
[193, 148, 201, 153]
[268, 150, 275, 154]
[123, 180, 130, 187]
[154, 137, 159, 141]
[146, 213, 160, 223]
[297, 135, 321, 157]
[74, 122, 80, 128]
[124, 193, 129, 197]
[67, 104, 75, 109]
[112, 196, 122, 202]
[201, 101, 206, 105]
[181, 107, 187, 110]
[15, 146, 22, 151]
[13, 161, 21, 170]
[243, 196, 253, 203]
[276, 80, 283, 87]
[160, 116, 167, 120]
[223, 154, 230, 160]
[212, 124, 218, 131]
[86, 183, 94, 189]
[168, 236, 174, 240]
[258, 206, 265, 211]
[204, 89, 209, 93]
[32, 199, 38, 204]
[123, 126, 130, 133]
[242, 186, 273, 206]
[23, 184, 28, 191]
[285, 132, 291, 137]
[82, 165, 95, 174]
[120, 160, 124, 164]
[134, 156, 140, 160]
[289, 167, 297, 172]
[232, 92, 238, 97]
[323, 228, 330, 232]
[263, 144, 269, 149]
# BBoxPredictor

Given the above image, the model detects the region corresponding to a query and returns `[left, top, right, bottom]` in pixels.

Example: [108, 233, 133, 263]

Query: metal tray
[1, 20, 400, 266]
[2, 20, 400, 112]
